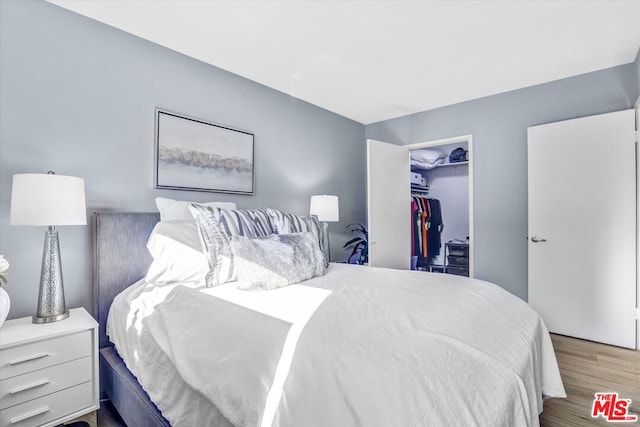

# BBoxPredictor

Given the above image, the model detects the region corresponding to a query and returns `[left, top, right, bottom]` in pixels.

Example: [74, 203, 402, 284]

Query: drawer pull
[9, 379, 50, 395]
[8, 353, 49, 366]
[10, 406, 50, 424]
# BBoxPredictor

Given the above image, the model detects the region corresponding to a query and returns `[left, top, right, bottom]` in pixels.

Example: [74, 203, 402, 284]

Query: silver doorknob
[530, 235, 547, 243]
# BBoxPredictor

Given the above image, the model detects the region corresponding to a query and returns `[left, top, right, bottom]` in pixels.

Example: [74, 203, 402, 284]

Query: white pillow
[155, 197, 237, 221]
[410, 148, 446, 164]
[144, 221, 209, 283]
[410, 158, 446, 170]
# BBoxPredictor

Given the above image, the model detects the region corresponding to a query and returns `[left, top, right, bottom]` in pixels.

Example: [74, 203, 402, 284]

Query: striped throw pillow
[265, 209, 327, 267]
[189, 204, 273, 286]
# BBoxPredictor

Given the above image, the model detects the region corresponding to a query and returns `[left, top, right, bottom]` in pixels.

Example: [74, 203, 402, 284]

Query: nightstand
[0, 308, 99, 427]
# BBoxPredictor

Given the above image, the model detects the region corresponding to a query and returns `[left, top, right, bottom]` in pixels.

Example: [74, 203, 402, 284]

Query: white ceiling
[49, 0, 640, 124]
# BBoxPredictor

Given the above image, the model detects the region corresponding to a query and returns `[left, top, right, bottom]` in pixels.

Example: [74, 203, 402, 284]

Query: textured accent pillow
[156, 197, 237, 221]
[265, 209, 327, 267]
[189, 204, 273, 286]
[230, 232, 327, 290]
[144, 221, 209, 283]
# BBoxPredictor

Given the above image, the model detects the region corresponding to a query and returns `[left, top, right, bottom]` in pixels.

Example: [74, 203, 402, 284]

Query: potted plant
[343, 223, 368, 265]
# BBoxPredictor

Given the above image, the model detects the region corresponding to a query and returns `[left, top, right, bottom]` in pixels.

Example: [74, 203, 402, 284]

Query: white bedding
[108, 263, 565, 427]
[108, 279, 233, 426]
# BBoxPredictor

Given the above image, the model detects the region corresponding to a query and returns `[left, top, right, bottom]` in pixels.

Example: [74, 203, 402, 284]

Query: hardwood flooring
[540, 334, 640, 426]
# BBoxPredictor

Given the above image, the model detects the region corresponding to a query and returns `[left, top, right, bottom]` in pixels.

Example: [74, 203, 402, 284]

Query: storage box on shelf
[0, 308, 99, 427]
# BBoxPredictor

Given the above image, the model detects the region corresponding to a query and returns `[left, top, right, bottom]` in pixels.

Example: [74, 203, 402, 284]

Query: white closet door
[528, 109, 636, 349]
[367, 139, 410, 269]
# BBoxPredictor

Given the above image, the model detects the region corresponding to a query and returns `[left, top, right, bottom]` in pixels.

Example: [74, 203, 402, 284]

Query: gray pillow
[230, 232, 327, 290]
[189, 204, 273, 287]
[265, 209, 327, 267]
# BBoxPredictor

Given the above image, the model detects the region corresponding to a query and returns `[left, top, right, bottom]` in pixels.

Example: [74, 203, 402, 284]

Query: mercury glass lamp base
[32, 310, 70, 324]
[33, 227, 69, 324]
[321, 221, 331, 262]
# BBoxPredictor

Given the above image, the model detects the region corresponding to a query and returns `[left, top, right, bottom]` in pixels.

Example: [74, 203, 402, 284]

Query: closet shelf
[434, 161, 468, 168]
[411, 184, 430, 196]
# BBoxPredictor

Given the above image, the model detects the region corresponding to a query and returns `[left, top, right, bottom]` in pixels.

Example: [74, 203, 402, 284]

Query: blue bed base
[93, 212, 170, 426]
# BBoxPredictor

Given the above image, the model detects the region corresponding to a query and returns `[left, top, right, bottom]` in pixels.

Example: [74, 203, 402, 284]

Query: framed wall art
[155, 109, 254, 195]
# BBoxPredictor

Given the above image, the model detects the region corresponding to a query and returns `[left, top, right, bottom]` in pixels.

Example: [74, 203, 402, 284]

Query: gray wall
[0, 0, 366, 319]
[366, 62, 639, 301]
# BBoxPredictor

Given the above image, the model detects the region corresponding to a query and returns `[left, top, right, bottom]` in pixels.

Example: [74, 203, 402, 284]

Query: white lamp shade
[310, 195, 339, 222]
[10, 173, 87, 226]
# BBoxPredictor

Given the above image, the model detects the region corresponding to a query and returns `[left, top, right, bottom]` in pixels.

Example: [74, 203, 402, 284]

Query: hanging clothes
[426, 198, 443, 265]
[411, 197, 425, 266]
[411, 196, 444, 268]
[411, 197, 423, 260]
[411, 198, 418, 257]
[420, 197, 431, 265]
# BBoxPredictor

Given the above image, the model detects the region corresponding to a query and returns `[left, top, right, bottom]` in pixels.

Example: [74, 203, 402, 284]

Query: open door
[367, 139, 410, 269]
[528, 109, 637, 349]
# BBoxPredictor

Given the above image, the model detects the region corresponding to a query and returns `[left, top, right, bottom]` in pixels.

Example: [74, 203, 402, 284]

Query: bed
[93, 210, 566, 427]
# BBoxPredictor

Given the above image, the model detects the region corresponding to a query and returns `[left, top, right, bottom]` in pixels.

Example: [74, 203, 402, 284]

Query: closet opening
[407, 135, 474, 277]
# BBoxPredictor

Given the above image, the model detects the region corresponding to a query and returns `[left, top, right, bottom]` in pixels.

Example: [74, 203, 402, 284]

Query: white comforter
[108, 263, 565, 427]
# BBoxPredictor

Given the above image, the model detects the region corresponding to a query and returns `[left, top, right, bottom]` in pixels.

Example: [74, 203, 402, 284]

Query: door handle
[530, 235, 547, 243]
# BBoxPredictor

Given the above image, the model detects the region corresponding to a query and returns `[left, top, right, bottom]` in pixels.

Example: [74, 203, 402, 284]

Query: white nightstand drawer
[0, 381, 93, 427]
[0, 356, 92, 410]
[0, 331, 91, 381]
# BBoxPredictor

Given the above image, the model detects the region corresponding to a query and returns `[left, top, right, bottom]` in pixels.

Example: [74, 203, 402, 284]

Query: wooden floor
[540, 334, 640, 426]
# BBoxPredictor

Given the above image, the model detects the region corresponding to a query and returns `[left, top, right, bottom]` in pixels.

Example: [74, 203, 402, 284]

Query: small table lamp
[10, 172, 86, 324]
[309, 195, 339, 262]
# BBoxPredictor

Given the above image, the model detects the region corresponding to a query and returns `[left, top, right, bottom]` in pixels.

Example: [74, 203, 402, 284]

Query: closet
[410, 142, 470, 275]
[367, 136, 473, 276]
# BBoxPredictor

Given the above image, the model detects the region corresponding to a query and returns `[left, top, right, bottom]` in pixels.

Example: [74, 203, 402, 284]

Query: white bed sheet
[107, 279, 233, 427]
[108, 264, 565, 427]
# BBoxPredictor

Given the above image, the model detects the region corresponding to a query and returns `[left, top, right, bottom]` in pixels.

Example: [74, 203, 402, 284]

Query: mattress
[108, 264, 565, 427]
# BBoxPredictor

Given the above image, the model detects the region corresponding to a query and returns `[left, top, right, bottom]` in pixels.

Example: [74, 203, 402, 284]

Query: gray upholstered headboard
[93, 212, 160, 349]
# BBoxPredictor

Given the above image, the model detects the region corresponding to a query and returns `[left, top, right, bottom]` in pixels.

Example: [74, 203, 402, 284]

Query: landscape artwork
[155, 110, 254, 194]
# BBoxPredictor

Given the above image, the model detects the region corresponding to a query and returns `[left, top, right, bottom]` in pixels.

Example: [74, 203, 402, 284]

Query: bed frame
[93, 211, 170, 426]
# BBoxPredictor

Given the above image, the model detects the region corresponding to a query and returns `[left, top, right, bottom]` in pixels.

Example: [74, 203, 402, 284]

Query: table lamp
[10, 172, 86, 323]
[309, 195, 339, 262]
